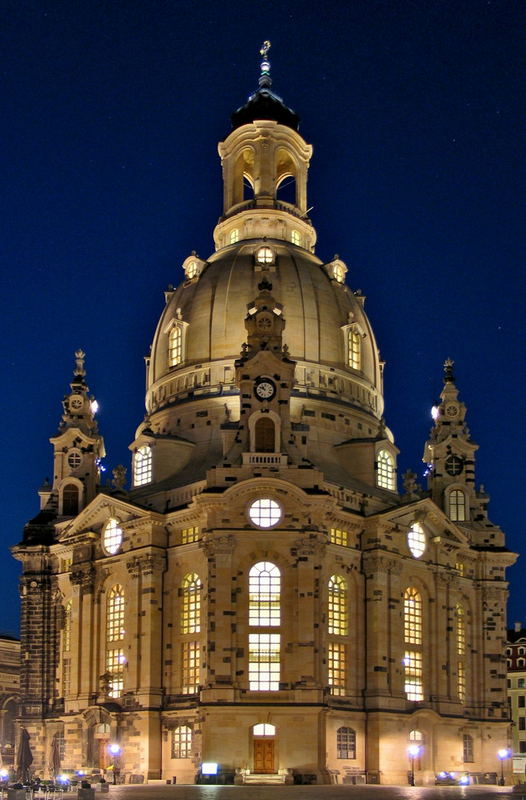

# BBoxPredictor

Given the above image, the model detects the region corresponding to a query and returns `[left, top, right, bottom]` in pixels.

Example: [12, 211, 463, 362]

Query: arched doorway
[252, 723, 276, 774]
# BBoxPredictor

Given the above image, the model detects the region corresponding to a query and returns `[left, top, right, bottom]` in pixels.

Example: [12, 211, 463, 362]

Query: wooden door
[253, 739, 275, 773]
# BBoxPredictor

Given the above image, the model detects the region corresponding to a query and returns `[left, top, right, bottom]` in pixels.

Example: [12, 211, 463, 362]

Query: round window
[67, 449, 82, 468]
[256, 246, 274, 265]
[103, 518, 123, 555]
[407, 522, 426, 558]
[248, 498, 282, 529]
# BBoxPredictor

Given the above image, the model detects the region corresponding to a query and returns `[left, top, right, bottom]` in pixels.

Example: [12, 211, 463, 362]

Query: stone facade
[12, 56, 516, 786]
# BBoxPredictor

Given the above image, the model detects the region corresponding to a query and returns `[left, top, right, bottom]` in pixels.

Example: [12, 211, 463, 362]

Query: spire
[59, 350, 99, 436]
[258, 40, 272, 89]
[443, 357, 455, 384]
[71, 348, 87, 391]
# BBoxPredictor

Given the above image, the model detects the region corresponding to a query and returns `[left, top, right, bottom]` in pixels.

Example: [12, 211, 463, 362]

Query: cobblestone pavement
[99, 784, 523, 800]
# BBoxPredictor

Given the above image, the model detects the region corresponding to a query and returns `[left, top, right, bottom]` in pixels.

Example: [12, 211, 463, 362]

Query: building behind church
[12, 50, 516, 786]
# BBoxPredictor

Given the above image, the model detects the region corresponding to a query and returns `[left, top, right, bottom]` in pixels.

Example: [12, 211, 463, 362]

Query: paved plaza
[100, 785, 523, 800]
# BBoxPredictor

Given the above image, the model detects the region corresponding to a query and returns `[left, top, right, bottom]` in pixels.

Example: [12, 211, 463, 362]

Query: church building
[12, 46, 515, 786]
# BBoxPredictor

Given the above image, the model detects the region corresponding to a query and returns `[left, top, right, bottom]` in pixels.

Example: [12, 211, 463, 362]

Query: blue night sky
[1, 0, 524, 634]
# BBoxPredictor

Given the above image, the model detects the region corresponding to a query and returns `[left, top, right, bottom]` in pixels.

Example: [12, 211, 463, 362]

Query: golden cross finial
[259, 40, 272, 88]
[260, 40, 271, 59]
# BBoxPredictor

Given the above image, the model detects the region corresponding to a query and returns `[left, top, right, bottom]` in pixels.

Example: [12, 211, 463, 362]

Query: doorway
[253, 739, 275, 773]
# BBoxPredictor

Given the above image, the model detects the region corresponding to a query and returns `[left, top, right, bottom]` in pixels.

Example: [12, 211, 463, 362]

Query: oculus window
[248, 498, 282, 529]
[103, 518, 123, 555]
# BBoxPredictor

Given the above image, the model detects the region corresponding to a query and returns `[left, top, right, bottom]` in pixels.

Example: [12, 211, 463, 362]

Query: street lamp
[497, 747, 510, 786]
[407, 744, 422, 786]
[108, 743, 122, 785]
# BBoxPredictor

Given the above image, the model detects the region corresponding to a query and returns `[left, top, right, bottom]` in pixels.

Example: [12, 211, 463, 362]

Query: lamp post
[108, 743, 122, 785]
[497, 747, 510, 786]
[407, 744, 421, 786]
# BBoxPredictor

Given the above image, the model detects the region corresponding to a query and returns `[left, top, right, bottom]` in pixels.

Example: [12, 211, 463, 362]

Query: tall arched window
[328, 575, 348, 636]
[404, 588, 423, 701]
[181, 573, 202, 634]
[168, 325, 183, 367]
[134, 445, 152, 486]
[377, 450, 395, 490]
[463, 733, 474, 762]
[63, 601, 72, 653]
[456, 603, 466, 702]
[171, 725, 192, 758]
[337, 727, 356, 759]
[448, 489, 466, 521]
[347, 329, 361, 370]
[107, 586, 125, 642]
[106, 585, 125, 698]
[254, 417, 275, 452]
[248, 562, 281, 690]
[408, 729, 424, 768]
[62, 484, 79, 516]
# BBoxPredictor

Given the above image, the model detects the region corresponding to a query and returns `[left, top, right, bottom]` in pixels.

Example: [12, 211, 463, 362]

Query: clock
[70, 396, 83, 410]
[254, 378, 276, 401]
[446, 404, 458, 417]
[445, 455, 464, 476]
[256, 315, 273, 331]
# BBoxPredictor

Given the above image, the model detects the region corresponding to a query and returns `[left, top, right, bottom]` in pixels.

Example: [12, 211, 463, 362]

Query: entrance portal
[253, 739, 274, 773]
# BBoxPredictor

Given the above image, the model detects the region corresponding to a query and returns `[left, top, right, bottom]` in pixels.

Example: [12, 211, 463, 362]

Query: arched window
[253, 723, 275, 736]
[456, 604, 466, 702]
[134, 445, 152, 486]
[408, 730, 424, 768]
[171, 726, 192, 759]
[181, 573, 202, 634]
[377, 450, 395, 491]
[254, 417, 275, 452]
[62, 484, 79, 516]
[102, 517, 123, 555]
[168, 325, 183, 367]
[347, 329, 361, 370]
[256, 246, 274, 265]
[230, 228, 239, 244]
[328, 575, 348, 636]
[407, 522, 426, 558]
[248, 562, 281, 691]
[107, 586, 125, 642]
[448, 489, 466, 521]
[249, 562, 280, 627]
[63, 601, 72, 653]
[337, 727, 356, 759]
[404, 588, 423, 701]
[463, 733, 474, 763]
[291, 230, 300, 246]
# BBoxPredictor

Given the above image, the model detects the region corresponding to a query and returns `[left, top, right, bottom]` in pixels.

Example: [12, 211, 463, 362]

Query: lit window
[404, 588, 422, 645]
[103, 518, 123, 555]
[168, 325, 183, 367]
[249, 562, 280, 627]
[249, 633, 280, 690]
[134, 445, 152, 486]
[186, 260, 197, 279]
[449, 489, 466, 521]
[408, 730, 424, 768]
[337, 727, 356, 759]
[253, 724, 275, 736]
[181, 526, 200, 544]
[291, 230, 300, 245]
[182, 641, 200, 694]
[456, 561, 465, 575]
[171, 726, 192, 759]
[347, 329, 361, 370]
[463, 734, 473, 763]
[328, 642, 346, 696]
[107, 586, 125, 642]
[377, 450, 396, 491]
[181, 573, 202, 634]
[256, 246, 274, 264]
[106, 648, 124, 698]
[62, 659, 71, 696]
[248, 498, 282, 529]
[329, 527, 348, 547]
[458, 661, 466, 702]
[63, 601, 72, 653]
[407, 522, 426, 558]
[328, 575, 348, 636]
[456, 604, 465, 656]
[230, 228, 239, 244]
[333, 263, 345, 283]
[404, 651, 423, 701]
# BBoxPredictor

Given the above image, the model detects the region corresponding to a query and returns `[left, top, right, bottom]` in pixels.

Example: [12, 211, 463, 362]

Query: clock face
[445, 455, 464, 476]
[255, 378, 276, 400]
[256, 315, 272, 331]
[446, 404, 458, 417]
[70, 396, 83, 410]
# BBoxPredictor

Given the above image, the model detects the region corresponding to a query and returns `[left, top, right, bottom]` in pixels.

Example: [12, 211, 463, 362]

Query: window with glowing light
[171, 726, 192, 758]
[181, 573, 202, 634]
[168, 325, 183, 367]
[107, 586, 125, 642]
[347, 329, 361, 370]
[249, 562, 280, 627]
[291, 230, 300, 245]
[456, 604, 466, 656]
[256, 246, 274, 264]
[248, 498, 282, 528]
[181, 526, 200, 544]
[106, 648, 124, 697]
[458, 660, 466, 702]
[248, 633, 280, 690]
[337, 727, 356, 759]
[328, 575, 348, 636]
[230, 228, 239, 244]
[181, 641, 200, 694]
[329, 527, 348, 546]
[63, 601, 72, 653]
[404, 588, 422, 645]
[134, 445, 152, 486]
[408, 730, 424, 768]
[448, 489, 466, 521]
[377, 450, 396, 491]
[407, 522, 426, 558]
[253, 723, 275, 736]
[463, 734, 474, 763]
[62, 658, 71, 696]
[404, 651, 423, 701]
[102, 518, 123, 555]
[328, 642, 346, 696]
